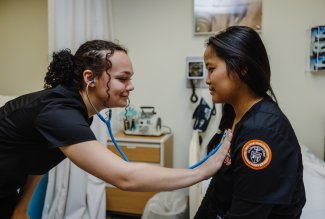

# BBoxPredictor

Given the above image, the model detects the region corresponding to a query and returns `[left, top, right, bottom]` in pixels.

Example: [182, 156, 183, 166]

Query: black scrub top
[0, 85, 96, 198]
[195, 97, 306, 219]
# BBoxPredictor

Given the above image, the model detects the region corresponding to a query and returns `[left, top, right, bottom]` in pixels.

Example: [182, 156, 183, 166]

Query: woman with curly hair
[0, 40, 232, 219]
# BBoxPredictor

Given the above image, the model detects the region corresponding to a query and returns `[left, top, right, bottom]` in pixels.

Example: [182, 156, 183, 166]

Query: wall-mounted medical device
[186, 56, 207, 88]
[124, 106, 164, 136]
[186, 56, 208, 103]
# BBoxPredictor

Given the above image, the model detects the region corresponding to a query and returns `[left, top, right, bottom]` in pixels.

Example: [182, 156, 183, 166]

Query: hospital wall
[0, 0, 324, 170]
[111, 0, 325, 166]
[0, 0, 48, 95]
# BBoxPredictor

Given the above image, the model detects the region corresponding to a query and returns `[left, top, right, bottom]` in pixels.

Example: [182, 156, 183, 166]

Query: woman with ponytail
[195, 26, 306, 219]
[0, 40, 232, 219]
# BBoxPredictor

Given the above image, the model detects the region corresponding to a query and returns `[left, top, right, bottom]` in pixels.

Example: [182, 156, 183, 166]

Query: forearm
[118, 162, 204, 191]
[62, 142, 208, 191]
[61, 132, 231, 192]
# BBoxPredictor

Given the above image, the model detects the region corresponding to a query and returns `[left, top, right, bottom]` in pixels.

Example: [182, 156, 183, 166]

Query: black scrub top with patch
[195, 97, 306, 219]
[0, 85, 96, 198]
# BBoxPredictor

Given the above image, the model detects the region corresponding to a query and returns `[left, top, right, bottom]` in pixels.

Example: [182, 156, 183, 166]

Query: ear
[83, 70, 95, 87]
[240, 67, 248, 77]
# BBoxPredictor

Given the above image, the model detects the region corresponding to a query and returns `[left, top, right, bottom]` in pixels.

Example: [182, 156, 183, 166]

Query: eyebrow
[119, 71, 134, 76]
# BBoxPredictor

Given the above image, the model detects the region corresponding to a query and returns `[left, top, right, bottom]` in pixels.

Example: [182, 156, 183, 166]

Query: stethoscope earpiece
[88, 80, 95, 87]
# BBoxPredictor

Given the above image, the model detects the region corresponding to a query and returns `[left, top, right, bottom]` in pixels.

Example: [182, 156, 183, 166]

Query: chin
[212, 97, 222, 104]
[109, 104, 127, 108]
[118, 101, 128, 108]
[105, 99, 128, 108]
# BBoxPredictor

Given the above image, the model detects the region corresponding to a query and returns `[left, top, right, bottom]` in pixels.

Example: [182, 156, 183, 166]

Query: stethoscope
[86, 81, 227, 169]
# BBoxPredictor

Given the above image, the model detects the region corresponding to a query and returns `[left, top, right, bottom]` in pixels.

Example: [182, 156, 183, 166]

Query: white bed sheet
[300, 143, 325, 219]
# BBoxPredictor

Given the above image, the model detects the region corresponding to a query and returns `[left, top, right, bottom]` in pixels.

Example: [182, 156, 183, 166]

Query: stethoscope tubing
[86, 83, 225, 169]
[97, 112, 129, 162]
[86, 83, 129, 161]
[188, 131, 227, 169]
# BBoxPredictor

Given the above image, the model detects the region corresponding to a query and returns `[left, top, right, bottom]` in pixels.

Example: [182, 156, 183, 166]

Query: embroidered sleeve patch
[241, 139, 272, 170]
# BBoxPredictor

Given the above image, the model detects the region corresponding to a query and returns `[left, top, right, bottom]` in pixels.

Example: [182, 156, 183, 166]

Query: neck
[79, 90, 99, 117]
[231, 94, 263, 129]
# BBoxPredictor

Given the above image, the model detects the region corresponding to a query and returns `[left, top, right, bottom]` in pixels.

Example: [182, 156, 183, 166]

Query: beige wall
[0, 0, 48, 95]
[111, 0, 325, 167]
[1, 0, 324, 167]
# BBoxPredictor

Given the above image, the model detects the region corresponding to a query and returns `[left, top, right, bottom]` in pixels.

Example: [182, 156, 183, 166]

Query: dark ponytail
[44, 49, 76, 89]
[207, 104, 235, 153]
[206, 26, 278, 153]
[206, 26, 277, 102]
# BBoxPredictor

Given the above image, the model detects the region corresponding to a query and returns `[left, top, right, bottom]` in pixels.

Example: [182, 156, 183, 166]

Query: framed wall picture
[194, 0, 262, 35]
[310, 26, 325, 71]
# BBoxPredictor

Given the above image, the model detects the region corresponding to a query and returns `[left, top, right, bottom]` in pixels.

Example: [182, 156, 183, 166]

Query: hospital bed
[189, 130, 325, 219]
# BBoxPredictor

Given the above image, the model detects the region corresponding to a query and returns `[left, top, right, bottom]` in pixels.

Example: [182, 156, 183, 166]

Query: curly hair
[44, 40, 128, 91]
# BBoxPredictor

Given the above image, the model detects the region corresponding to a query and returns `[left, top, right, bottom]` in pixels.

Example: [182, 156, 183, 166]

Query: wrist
[195, 166, 208, 181]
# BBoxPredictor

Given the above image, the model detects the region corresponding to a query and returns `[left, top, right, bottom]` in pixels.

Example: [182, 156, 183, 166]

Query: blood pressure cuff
[192, 98, 212, 132]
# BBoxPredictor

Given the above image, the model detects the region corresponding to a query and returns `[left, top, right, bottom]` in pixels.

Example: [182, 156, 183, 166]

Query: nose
[126, 81, 134, 91]
[205, 76, 211, 86]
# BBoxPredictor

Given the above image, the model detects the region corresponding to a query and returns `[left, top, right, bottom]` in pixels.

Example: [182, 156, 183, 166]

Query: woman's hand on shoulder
[199, 129, 232, 179]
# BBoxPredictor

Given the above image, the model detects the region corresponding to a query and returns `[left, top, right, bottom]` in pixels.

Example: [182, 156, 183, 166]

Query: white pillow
[300, 143, 325, 219]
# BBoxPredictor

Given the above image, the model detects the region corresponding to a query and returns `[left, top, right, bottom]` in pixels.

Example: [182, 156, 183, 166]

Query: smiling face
[204, 46, 242, 104]
[94, 50, 134, 109]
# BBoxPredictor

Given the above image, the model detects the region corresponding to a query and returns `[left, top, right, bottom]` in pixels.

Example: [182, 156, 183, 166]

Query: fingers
[218, 129, 232, 156]
[200, 130, 232, 179]
[225, 129, 233, 142]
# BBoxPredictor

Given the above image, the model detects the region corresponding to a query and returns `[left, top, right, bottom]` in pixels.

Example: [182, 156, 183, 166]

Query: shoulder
[33, 86, 91, 133]
[34, 86, 95, 147]
[244, 98, 288, 129]
[35, 85, 87, 117]
[36, 86, 89, 122]
[232, 98, 301, 169]
[2, 85, 82, 110]
[236, 98, 295, 143]
[41, 85, 83, 106]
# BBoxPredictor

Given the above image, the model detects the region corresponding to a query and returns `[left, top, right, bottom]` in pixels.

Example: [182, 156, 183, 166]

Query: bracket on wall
[186, 79, 208, 88]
